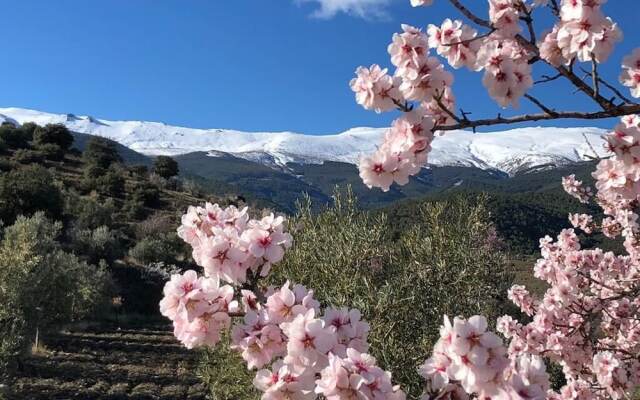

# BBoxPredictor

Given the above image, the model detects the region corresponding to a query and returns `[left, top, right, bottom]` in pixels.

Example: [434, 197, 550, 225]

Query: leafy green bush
[132, 182, 161, 207]
[198, 191, 513, 399]
[96, 168, 125, 197]
[33, 124, 74, 151]
[64, 193, 118, 230]
[68, 225, 124, 265]
[153, 156, 179, 179]
[0, 165, 63, 225]
[35, 143, 65, 161]
[0, 213, 112, 378]
[82, 137, 122, 169]
[11, 149, 44, 164]
[0, 125, 30, 149]
[128, 234, 184, 265]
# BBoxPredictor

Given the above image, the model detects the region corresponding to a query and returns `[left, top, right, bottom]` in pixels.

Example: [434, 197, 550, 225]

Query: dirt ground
[8, 322, 208, 400]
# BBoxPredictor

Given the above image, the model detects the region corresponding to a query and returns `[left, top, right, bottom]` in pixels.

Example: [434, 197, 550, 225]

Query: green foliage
[11, 149, 44, 164]
[132, 182, 161, 207]
[35, 143, 65, 161]
[82, 137, 122, 169]
[0, 124, 30, 149]
[128, 234, 184, 265]
[64, 193, 117, 230]
[198, 338, 259, 400]
[33, 124, 74, 151]
[199, 189, 513, 398]
[0, 213, 112, 378]
[19, 122, 38, 142]
[68, 225, 124, 265]
[95, 167, 125, 197]
[0, 165, 64, 225]
[154, 156, 179, 179]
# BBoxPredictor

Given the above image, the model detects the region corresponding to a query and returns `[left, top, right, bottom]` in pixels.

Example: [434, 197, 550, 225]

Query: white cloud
[295, 0, 394, 19]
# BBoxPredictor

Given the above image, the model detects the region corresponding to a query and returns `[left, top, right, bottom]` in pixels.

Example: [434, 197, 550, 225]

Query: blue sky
[0, 0, 638, 134]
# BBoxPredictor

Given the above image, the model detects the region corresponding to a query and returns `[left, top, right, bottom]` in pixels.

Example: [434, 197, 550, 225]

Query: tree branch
[433, 104, 640, 132]
[534, 73, 562, 85]
[442, 28, 496, 47]
[578, 66, 638, 105]
[447, 0, 492, 28]
[524, 93, 558, 116]
[591, 57, 600, 99]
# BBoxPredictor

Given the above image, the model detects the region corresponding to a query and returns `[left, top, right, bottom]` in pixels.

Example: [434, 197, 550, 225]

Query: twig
[393, 99, 412, 112]
[448, 0, 492, 28]
[582, 132, 602, 160]
[434, 90, 462, 123]
[433, 104, 640, 132]
[591, 57, 600, 99]
[517, 0, 536, 44]
[442, 28, 496, 47]
[524, 93, 558, 116]
[534, 73, 562, 85]
[549, 0, 560, 16]
[579, 66, 637, 105]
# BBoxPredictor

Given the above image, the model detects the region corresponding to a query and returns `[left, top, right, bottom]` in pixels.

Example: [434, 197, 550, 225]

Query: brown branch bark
[524, 93, 558, 116]
[433, 104, 640, 132]
[448, 0, 491, 28]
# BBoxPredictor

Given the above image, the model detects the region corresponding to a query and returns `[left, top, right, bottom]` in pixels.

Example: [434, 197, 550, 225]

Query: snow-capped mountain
[0, 107, 608, 175]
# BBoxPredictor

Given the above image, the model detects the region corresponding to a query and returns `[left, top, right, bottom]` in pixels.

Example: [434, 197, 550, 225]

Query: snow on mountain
[0, 107, 608, 175]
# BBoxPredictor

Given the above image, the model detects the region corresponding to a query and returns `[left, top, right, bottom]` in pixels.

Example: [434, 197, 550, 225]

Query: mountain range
[0, 107, 607, 211]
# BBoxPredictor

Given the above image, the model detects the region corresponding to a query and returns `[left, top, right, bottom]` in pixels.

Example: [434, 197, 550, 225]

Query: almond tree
[161, 1, 640, 399]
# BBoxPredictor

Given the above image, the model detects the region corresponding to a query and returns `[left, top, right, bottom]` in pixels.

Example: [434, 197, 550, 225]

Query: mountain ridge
[0, 107, 608, 176]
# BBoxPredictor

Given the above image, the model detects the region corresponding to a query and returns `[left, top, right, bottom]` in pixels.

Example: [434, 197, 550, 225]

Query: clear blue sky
[0, 0, 638, 134]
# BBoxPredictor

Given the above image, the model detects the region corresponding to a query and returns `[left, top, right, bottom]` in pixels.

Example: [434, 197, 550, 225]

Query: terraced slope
[9, 324, 207, 400]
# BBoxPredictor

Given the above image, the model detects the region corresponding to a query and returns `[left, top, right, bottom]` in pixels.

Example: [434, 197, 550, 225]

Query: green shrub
[96, 168, 125, 197]
[11, 149, 44, 164]
[33, 124, 74, 151]
[128, 234, 183, 265]
[153, 156, 179, 179]
[132, 182, 161, 207]
[0, 213, 112, 378]
[122, 198, 148, 220]
[65, 193, 117, 230]
[83, 137, 122, 169]
[198, 190, 513, 398]
[0, 125, 30, 149]
[19, 122, 38, 142]
[0, 165, 63, 224]
[35, 143, 65, 161]
[68, 225, 124, 265]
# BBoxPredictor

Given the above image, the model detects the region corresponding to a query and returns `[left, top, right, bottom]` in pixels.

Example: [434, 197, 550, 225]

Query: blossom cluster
[352, 24, 454, 192]
[159, 270, 236, 349]
[420, 315, 550, 400]
[177, 203, 292, 284]
[539, 0, 622, 65]
[163, 203, 404, 399]
[620, 48, 640, 98]
[352, 0, 635, 194]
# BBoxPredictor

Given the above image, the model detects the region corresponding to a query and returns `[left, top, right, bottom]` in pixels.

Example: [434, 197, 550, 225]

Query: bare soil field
[8, 323, 208, 400]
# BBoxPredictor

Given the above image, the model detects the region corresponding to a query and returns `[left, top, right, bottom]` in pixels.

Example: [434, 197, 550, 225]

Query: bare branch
[578, 66, 638, 105]
[434, 90, 462, 122]
[517, 0, 536, 44]
[442, 28, 496, 47]
[515, 35, 616, 110]
[534, 73, 562, 85]
[393, 98, 413, 112]
[433, 104, 640, 132]
[591, 57, 600, 99]
[524, 93, 558, 116]
[448, 0, 492, 28]
[548, 0, 560, 16]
